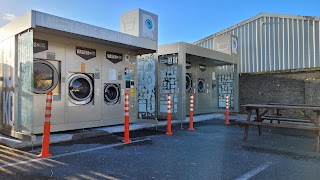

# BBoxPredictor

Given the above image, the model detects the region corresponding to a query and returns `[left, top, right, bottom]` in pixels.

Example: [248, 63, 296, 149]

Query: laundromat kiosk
[157, 41, 238, 121]
[0, 9, 158, 141]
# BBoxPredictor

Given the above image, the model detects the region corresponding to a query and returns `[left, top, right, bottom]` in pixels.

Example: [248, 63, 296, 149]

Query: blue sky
[1, 0, 319, 45]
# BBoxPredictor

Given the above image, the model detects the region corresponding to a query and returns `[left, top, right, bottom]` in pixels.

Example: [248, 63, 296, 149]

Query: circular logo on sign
[145, 19, 153, 29]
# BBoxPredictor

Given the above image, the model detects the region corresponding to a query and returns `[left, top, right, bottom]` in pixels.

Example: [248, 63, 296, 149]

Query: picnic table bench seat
[238, 103, 320, 152]
[236, 120, 320, 131]
[261, 115, 312, 123]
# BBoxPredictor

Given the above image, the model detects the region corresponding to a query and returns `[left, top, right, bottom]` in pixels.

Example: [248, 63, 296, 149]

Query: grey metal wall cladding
[216, 65, 235, 74]
[195, 14, 320, 73]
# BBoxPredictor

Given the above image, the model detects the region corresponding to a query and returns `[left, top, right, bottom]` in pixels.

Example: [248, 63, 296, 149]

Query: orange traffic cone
[38, 92, 53, 158]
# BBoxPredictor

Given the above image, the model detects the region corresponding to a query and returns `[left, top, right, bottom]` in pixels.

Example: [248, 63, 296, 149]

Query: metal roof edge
[185, 43, 236, 64]
[159, 41, 184, 46]
[193, 13, 263, 45]
[158, 42, 180, 55]
[258, 13, 320, 21]
[33, 11, 157, 51]
[158, 41, 236, 64]
[193, 12, 320, 45]
[0, 11, 33, 41]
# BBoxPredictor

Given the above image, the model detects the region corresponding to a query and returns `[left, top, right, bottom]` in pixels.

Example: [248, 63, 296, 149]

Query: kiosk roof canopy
[158, 42, 237, 66]
[0, 10, 157, 54]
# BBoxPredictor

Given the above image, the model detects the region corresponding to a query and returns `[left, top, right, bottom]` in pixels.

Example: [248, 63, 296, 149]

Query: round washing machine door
[68, 74, 93, 105]
[104, 84, 120, 104]
[198, 79, 205, 93]
[186, 73, 192, 92]
[33, 59, 59, 94]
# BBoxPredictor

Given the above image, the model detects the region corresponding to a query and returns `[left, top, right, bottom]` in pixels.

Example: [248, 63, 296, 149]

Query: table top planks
[241, 104, 320, 111]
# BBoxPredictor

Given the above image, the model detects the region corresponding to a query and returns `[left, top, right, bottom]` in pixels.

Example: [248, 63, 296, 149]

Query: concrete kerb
[0, 133, 74, 149]
[0, 113, 235, 149]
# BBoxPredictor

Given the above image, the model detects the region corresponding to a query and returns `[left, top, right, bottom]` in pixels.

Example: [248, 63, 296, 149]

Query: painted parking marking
[235, 162, 273, 180]
[0, 138, 150, 169]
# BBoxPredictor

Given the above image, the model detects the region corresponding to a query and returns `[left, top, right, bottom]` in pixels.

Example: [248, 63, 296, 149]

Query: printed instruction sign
[109, 69, 117, 80]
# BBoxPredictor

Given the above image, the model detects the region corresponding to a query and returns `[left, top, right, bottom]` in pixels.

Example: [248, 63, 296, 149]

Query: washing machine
[104, 83, 121, 105]
[68, 73, 94, 106]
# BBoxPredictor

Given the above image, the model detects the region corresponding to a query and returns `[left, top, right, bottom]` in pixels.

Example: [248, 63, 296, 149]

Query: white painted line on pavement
[0, 138, 150, 169]
[235, 162, 273, 180]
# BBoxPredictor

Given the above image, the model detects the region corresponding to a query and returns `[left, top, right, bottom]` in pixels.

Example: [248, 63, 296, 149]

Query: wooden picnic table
[236, 104, 320, 152]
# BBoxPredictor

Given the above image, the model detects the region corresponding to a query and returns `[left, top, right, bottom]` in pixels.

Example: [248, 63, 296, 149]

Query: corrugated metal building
[194, 13, 320, 110]
[194, 13, 320, 73]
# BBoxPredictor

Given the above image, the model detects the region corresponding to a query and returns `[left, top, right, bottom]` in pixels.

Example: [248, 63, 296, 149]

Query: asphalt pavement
[0, 119, 320, 180]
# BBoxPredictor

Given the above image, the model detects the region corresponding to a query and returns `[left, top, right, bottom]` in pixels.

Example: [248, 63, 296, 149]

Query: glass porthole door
[186, 73, 192, 93]
[198, 79, 205, 93]
[33, 60, 59, 94]
[68, 74, 93, 105]
[104, 84, 120, 104]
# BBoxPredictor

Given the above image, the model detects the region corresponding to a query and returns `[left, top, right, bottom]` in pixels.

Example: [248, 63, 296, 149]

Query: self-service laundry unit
[64, 44, 103, 127]
[100, 52, 138, 126]
[33, 58, 62, 125]
[68, 73, 94, 106]
[195, 63, 214, 114]
[185, 61, 213, 115]
[155, 42, 238, 123]
[32, 38, 67, 134]
[0, 9, 158, 141]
